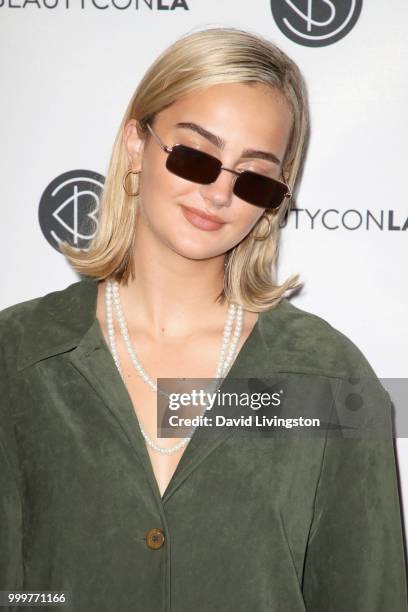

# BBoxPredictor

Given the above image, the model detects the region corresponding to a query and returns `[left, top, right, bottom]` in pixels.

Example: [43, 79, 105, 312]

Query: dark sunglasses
[146, 123, 291, 210]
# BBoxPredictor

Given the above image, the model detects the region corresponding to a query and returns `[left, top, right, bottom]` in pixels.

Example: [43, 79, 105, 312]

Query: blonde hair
[61, 26, 310, 312]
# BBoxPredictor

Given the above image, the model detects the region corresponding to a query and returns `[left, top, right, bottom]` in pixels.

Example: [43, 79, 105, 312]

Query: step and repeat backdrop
[1, 0, 407, 544]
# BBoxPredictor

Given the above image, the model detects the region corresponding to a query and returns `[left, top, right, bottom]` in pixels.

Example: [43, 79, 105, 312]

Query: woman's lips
[180, 205, 226, 231]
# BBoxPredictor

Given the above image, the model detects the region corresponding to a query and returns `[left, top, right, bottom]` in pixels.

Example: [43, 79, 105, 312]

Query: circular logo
[271, 0, 363, 47]
[39, 169, 105, 252]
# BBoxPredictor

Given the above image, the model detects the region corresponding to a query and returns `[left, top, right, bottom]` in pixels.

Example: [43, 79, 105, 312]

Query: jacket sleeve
[0, 436, 23, 591]
[0, 315, 24, 595]
[302, 384, 408, 611]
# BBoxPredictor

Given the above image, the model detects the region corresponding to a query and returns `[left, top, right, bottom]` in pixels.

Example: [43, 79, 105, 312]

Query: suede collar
[17, 277, 99, 371]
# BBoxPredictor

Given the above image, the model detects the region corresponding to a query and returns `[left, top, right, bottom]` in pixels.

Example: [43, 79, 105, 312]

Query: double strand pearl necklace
[104, 279, 244, 455]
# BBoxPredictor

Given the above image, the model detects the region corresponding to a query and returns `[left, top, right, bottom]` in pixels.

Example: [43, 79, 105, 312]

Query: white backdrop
[1, 0, 407, 549]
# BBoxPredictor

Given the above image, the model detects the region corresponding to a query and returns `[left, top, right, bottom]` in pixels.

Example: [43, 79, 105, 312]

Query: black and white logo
[39, 169, 105, 252]
[271, 0, 363, 47]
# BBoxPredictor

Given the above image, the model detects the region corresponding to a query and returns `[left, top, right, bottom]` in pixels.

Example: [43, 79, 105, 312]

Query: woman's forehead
[165, 82, 288, 113]
[156, 83, 292, 152]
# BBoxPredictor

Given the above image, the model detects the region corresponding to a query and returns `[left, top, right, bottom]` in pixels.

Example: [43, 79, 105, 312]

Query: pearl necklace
[104, 279, 244, 455]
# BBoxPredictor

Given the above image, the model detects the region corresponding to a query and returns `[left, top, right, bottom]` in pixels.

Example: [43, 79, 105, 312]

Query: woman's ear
[123, 119, 146, 171]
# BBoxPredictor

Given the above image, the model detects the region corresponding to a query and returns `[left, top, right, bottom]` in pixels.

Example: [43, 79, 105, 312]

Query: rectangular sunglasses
[146, 123, 291, 210]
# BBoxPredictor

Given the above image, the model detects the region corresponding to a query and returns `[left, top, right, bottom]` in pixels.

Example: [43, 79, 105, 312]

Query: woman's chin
[165, 237, 227, 263]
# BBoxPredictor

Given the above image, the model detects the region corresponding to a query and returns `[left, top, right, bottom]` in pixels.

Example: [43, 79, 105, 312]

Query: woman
[1, 27, 407, 612]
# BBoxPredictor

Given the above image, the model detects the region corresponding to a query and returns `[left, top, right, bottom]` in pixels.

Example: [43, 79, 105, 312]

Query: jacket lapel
[16, 277, 275, 506]
[68, 317, 169, 508]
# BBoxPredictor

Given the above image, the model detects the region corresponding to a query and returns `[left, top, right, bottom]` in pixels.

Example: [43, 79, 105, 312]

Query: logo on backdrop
[0, 0, 188, 10]
[270, 0, 363, 47]
[39, 170, 104, 252]
[281, 207, 408, 231]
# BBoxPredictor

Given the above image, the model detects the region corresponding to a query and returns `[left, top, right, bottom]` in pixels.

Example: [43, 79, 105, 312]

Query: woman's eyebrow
[174, 121, 281, 165]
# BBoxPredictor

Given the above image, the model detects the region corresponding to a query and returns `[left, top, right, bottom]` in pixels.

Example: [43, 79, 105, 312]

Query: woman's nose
[199, 167, 235, 207]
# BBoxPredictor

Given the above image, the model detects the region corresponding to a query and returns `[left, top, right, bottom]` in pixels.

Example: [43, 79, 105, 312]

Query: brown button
[146, 527, 165, 550]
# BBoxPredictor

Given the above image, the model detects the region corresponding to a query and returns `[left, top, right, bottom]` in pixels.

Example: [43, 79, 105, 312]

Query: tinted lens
[234, 171, 288, 209]
[166, 145, 221, 184]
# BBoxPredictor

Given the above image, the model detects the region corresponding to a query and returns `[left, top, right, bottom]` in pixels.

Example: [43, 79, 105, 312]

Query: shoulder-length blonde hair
[61, 26, 310, 312]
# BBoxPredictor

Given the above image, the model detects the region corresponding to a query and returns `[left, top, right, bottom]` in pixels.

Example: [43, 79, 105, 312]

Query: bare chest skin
[95, 281, 259, 498]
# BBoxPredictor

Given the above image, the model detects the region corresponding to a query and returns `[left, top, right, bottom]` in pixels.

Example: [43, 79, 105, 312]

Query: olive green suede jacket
[0, 277, 407, 611]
